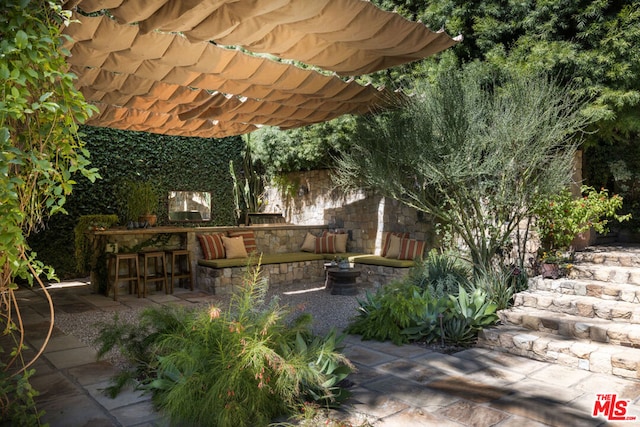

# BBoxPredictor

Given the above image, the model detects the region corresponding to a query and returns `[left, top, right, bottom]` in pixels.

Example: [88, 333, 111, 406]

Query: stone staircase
[478, 244, 640, 380]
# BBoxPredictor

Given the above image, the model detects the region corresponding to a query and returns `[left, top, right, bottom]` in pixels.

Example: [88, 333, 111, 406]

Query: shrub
[406, 250, 471, 297]
[346, 282, 432, 345]
[347, 253, 501, 348]
[534, 185, 630, 252]
[95, 265, 353, 426]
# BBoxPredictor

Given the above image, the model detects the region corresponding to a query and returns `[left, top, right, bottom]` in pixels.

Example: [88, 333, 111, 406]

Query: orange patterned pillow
[322, 231, 348, 253]
[381, 232, 409, 256]
[197, 233, 226, 260]
[315, 234, 336, 254]
[398, 238, 425, 260]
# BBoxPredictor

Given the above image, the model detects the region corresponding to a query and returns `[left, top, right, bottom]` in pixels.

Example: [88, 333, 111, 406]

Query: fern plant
[94, 264, 353, 426]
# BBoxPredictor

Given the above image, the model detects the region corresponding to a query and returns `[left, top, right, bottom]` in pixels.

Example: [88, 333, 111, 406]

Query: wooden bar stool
[138, 251, 168, 297]
[165, 249, 193, 293]
[107, 253, 140, 301]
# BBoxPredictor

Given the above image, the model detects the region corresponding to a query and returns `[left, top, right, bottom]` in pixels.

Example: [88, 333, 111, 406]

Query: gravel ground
[53, 283, 367, 367]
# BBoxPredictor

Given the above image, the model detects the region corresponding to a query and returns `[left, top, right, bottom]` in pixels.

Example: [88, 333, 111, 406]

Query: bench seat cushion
[197, 252, 415, 269]
[347, 254, 415, 268]
[198, 252, 325, 268]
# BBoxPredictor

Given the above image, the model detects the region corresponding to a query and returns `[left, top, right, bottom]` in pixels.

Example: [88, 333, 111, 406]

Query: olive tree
[335, 69, 593, 270]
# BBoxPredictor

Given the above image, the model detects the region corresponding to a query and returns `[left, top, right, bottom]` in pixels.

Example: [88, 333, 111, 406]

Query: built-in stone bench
[197, 252, 364, 294]
[196, 251, 416, 295]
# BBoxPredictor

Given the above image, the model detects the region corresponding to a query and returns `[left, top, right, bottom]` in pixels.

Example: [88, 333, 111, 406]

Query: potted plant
[535, 185, 630, 251]
[120, 180, 159, 226]
[533, 185, 630, 276]
[536, 250, 574, 279]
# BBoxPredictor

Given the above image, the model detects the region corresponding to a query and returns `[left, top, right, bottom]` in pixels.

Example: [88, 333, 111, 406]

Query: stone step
[528, 276, 640, 303]
[568, 264, 640, 285]
[574, 245, 640, 266]
[499, 306, 640, 346]
[477, 325, 640, 379]
[513, 290, 640, 323]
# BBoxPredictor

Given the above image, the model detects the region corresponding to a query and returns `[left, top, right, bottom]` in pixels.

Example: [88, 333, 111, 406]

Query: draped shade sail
[62, 0, 461, 138]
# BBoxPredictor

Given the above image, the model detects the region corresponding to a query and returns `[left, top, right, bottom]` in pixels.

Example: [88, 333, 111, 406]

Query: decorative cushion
[227, 230, 257, 253]
[300, 232, 317, 252]
[398, 238, 426, 260]
[384, 234, 402, 259]
[323, 230, 348, 253]
[197, 233, 226, 260]
[222, 235, 248, 259]
[380, 231, 409, 257]
[315, 234, 336, 254]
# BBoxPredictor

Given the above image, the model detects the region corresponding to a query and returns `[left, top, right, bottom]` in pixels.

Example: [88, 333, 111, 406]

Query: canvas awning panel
[62, 1, 460, 138]
[67, 0, 461, 76]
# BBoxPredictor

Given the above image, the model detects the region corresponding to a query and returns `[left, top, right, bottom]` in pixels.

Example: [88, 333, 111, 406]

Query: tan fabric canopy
[62, 1, 460, 138]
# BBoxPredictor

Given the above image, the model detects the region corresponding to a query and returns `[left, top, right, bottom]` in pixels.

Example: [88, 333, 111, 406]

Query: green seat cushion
[348, 254, 415, 268]
[321, 252, 369, 261]
[198, 252, 415, 269]
[198, 252, 324, 268]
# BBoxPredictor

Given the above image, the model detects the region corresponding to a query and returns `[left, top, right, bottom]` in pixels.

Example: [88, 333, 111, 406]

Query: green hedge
[28, 126, 244, 279]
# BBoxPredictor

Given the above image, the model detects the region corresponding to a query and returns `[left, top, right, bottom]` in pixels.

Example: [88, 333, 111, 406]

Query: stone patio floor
[10, 279, 640, 427]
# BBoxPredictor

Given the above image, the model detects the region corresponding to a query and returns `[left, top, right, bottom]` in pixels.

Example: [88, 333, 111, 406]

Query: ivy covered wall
[28, 126, 244, 278]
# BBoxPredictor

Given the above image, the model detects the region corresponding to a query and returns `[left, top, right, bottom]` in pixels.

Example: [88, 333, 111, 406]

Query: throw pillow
[398, 238, 426, 260]
[333, 233, 348, 253]
[323, 230, 348, 253]
[300, 232, 317, 252]
[197, 233, 226, 260]
[222, 235, 248, 259]
[384, 234, 402, 258]
[381, 231, 409, 257]
[315, 234, 336, 254]
[227, 230, 257, 253]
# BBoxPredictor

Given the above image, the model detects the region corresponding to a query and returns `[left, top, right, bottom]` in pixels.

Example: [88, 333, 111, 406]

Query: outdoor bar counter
[90, 224, 331, 293]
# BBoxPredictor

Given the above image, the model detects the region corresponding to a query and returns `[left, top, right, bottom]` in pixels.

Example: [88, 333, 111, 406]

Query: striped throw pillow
[227, 230, 257, 254]
[197, 233, 226, 260]
[398, 238, 425, 260]
[322, 230, 348, 253]
[315, 234, 336, 254]
[381, 231, 409, 256]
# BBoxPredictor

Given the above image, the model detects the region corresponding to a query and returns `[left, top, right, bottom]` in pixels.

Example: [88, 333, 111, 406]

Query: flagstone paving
[10, 280, 640, 426]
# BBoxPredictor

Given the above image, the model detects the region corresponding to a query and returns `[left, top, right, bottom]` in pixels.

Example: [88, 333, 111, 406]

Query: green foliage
[534, 185, 630, 252]
[406, 250, 471, 297]
[0, 367, 45, 426]
[0, 0, 99, 286]
[248, 115, 356, 176]
[73, 214, 118, 275]
[94, 265, 353, 426]
[1, 2, 99, 421]
[117, 180, 159, 222]
[368, 1, 640, 239]
[28, 126, 244, 277]
[229, 143, 266, 222]
[471, 264, 526, 311]
[336, 69, 593, 270]
[348, 253, 501, 347]
[447, 286, 498, 331]
[346, 282, 432, 345]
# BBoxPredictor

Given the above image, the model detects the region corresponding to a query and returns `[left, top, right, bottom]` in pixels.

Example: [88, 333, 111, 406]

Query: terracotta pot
[139, 214, 157, 227]
[571, 227, 595, 251]
[540, 263, 560, 279]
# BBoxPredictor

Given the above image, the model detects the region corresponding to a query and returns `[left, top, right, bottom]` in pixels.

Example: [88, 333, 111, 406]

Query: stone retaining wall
[197, 259, 326, 295]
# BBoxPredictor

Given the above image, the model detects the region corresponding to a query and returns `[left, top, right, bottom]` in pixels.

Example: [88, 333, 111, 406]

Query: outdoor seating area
[194, 228, 426, 294]
[5, 1, 640, 426]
